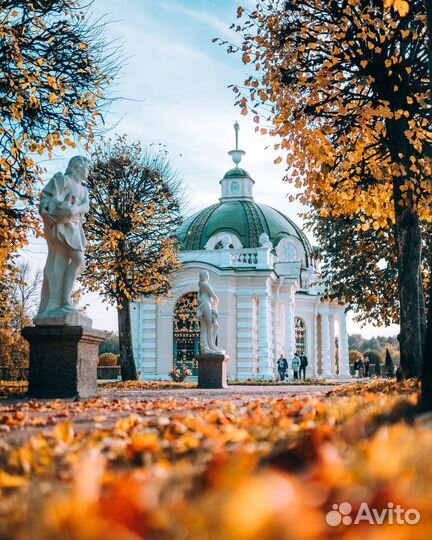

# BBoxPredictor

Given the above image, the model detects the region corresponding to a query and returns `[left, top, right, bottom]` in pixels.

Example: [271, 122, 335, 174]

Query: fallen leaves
[0, 381, 429, 539]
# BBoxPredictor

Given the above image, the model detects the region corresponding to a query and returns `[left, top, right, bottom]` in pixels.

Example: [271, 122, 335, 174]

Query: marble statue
[34, 156, 92, 327]
[259, 232, 273, 249]
[197, 270, 225, 354]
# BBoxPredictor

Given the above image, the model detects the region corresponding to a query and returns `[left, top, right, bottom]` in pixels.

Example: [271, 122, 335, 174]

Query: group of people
[277, 353, 308, 381]
[353, 357, 370, 378]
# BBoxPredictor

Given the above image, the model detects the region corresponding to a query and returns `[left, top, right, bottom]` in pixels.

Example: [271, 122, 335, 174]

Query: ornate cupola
[220, 122, 255, 202]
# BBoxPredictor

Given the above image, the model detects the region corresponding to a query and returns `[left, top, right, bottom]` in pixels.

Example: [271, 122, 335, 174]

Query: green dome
[223, 167, 252, 180]
[177, 200, 313, 263]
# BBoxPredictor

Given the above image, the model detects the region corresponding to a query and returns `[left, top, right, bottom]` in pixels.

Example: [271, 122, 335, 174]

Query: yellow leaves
[115, 413, 142, 433]
[360, 60, 368, 68]
[242, 53, 251, 63]
[79, 43, 89, 51]
[0, 380, 426, 540]
[384, 0, 410, 16]
[394, 0, 410, 16]
[53, 422, 74, 444]
[274, 156, 283, 165]
[0, 470, 27, 489]
[49, 93, 58, 104]
[126, 433, 160, 457]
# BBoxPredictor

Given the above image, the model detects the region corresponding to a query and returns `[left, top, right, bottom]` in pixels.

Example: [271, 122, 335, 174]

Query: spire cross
[234, 121, 239, 150]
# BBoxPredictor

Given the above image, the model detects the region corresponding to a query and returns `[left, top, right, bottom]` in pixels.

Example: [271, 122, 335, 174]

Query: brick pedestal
[196, 354, 229, 389]
[22, 326, 104, 399]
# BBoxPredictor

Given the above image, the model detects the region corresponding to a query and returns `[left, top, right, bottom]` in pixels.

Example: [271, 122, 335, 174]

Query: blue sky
[23, 0, 398, 337]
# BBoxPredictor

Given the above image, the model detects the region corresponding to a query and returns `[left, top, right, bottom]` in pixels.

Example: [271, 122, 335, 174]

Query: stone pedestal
[22, 326, 104, 399]
[196, 354, 229, 389]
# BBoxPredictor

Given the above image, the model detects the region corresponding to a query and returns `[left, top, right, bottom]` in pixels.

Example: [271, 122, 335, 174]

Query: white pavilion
[131, 125, 350, 380]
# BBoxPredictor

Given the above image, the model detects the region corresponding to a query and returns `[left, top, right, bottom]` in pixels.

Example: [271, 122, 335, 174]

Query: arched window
[214, 240, 234, 249]
[294, 317, 306, 356]
[204, 232, 242, 250]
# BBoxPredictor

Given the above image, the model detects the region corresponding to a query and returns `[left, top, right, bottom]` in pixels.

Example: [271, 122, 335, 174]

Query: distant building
[131, 124, 350, 380]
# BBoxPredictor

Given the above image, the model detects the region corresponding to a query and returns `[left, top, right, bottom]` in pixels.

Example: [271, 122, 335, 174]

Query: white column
[137, 301, 157, 379]
[236, 293, 258, 380]
[329, 313, 336, 375]
[274, 301, 284, 359]
[257, 290, 274, 378]
[313, 305, 319, 377]
[305, 315, 314, 378]
[338, 309, 351, 377]
[319, 304, 333, 378]
[130, 300, 141, 368]
[283, 293, 295, 373]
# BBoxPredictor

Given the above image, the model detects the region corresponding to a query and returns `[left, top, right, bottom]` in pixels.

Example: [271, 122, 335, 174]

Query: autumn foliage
[225, 0, 431, 378]
[0, 0, 119, 274]
[81, 136, 183, 380]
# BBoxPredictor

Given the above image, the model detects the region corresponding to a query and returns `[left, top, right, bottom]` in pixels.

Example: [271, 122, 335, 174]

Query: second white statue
[197, 270, 225, 355]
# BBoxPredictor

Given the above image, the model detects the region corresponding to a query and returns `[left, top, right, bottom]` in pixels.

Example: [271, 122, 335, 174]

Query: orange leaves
[384, 0, 410, 17]
[52, 422, 75, 444]
[0, 380, 426, 540]
[0, 470, 27, 489]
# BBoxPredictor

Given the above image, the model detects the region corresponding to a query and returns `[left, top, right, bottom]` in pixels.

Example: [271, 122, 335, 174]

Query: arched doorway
[294, 317, 306, 356]
[173, 293, 200, 376]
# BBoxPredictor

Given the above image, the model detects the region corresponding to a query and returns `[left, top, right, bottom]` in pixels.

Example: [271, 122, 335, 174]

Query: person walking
[364, 357, 370, 377]
[300, 355, 308, 380]
[292, 352, 301, 380]
[277, 354, 288, 381]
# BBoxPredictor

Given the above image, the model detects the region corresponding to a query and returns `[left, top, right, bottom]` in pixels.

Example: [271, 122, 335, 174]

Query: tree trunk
[419, 270, 427, 346]
[394, 203, 423, 378]
[117, 294, 138, 381]
[419, 0, 432, 410]
[420, 271, 432, 410]
[387, 114, 424, 379]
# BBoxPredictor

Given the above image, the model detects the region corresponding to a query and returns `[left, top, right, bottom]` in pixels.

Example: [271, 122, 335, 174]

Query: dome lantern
[220, 122, 255, 202]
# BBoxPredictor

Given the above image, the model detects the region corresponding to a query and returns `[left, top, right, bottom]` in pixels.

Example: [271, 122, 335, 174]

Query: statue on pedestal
[34, 156, 92, 327]
[197, 270, 225, 354]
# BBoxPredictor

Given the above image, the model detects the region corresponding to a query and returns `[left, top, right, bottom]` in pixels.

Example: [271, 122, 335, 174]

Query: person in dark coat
[300, 355, 308, 379]
[364, 357, 370, 377]
[277, 354, 288, 381]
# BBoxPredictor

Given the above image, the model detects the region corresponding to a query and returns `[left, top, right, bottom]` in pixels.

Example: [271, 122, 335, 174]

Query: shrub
[98, 353, 119, 367]
[0, 327, 29, 377]
[349, 349, 363, 366]
[99, 331, 120, 355]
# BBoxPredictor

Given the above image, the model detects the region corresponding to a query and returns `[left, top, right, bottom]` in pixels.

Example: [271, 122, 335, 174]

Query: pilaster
[236, 293, 258, 380]
[319, 304, 333, 378]
[338, 308, 351, 377]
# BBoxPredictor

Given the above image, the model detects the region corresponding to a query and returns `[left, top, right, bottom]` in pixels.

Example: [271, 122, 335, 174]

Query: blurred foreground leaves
[0, 380, 430, 539]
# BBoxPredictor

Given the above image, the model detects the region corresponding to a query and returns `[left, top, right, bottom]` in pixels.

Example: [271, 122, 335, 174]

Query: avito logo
[326, 502, 420, 526]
